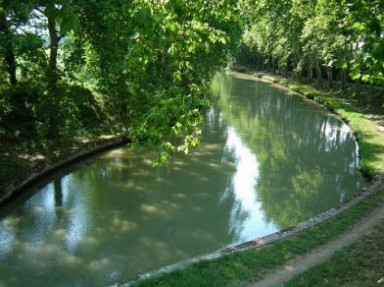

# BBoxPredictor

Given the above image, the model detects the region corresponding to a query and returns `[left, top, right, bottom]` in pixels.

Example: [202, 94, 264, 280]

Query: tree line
[237, 0, 384, 95]
[1, 0, 382, 156]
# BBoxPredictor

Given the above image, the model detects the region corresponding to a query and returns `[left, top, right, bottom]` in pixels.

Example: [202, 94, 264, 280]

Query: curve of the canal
[0, 72, 365, 287]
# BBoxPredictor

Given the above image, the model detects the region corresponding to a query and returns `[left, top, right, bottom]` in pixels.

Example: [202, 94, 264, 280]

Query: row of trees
[2, 0, 381, 154]
[0, 0, 243, 155]
[237, 0, 384, 93]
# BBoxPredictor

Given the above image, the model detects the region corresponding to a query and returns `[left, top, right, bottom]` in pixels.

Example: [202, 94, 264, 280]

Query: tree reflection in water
[211, 72, 364, 228]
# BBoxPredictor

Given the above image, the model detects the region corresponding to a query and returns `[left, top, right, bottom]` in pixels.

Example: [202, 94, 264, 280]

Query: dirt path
[247, 203, 384, 287]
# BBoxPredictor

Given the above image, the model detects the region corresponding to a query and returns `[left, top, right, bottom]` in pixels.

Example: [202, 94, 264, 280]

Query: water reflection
[0, 72, 364, 286]
[211, 72, 364, 228]
[221, 126, 277, 242]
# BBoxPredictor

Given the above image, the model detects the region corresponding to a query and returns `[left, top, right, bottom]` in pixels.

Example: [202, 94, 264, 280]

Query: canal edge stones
[119, 174, 383, 287]
[0, 136, 130, 206]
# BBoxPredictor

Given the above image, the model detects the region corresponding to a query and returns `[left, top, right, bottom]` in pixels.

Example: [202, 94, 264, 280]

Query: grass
[284, 221, 384, 287]
[132, 71, 384, 287]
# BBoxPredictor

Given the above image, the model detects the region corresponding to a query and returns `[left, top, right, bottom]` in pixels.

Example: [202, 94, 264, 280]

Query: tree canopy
[238, 0, 384, 92]
[0, 0, 243, 157]
[1, 0, 382, 156]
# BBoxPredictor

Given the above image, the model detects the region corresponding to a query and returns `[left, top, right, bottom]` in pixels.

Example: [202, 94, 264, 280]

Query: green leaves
[238, 0, 384, 86]
[59, 3, 80, 35]
[76, 0, 242, 159]
[0, 0, 243, 154]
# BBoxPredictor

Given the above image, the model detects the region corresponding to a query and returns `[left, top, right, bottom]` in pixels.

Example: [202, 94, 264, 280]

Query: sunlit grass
[284, 221, 384, 287]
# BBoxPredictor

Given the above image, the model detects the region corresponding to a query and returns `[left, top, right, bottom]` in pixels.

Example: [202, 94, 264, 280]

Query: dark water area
[0, 72, 365, 286]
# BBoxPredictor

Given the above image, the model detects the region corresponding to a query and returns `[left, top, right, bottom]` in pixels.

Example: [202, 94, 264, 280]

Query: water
[0, 72, 365, 286]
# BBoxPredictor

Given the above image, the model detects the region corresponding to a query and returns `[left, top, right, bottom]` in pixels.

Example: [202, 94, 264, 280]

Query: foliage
[237, 0, 384, 91]
[0, 0, 243, 155]
[76, 0, 243, 157]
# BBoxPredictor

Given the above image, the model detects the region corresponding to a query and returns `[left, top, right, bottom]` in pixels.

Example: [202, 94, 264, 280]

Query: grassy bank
[284, 220, 384, 287]
[131, 71, 384, 287]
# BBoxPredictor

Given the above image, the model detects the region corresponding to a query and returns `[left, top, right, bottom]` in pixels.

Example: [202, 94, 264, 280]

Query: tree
[1, 0, 245, 155]
[0, 0, 33, 86]
[236, 0, 384, 95]
[76, 0, 243, 159]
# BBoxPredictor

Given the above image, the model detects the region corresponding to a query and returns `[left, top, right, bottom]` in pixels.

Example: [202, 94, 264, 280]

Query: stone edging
[119, 174, 383, 287]
[0, 137, 129, 206]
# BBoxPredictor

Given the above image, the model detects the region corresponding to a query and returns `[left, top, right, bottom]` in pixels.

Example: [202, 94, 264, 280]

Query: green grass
[284, 221, 384, 287]
[133, 72, 384, 287]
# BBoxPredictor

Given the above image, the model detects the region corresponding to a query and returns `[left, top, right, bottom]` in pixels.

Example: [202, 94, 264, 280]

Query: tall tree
[0, 0, 32, 86]
[0, 9, 17, 86]
[34, 0, 80, 94]
[237, 0, 384, 93]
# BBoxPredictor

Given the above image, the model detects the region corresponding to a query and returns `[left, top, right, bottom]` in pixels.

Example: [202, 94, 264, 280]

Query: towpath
[247, 202, 384, 287]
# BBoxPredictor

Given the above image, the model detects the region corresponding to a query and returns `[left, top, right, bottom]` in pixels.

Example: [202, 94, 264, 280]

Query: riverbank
[128, 70, 384, 287]
[0, 134, 129, 205]
[247, 201, 384, 287]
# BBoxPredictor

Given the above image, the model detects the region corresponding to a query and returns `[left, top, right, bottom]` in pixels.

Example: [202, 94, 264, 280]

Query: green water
[0, 72, 365, 286]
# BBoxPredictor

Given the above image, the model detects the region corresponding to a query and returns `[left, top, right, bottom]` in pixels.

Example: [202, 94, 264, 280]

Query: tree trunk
[355, 74, 362, 97]
[370, 70, 375, 100]
[340, 68, 347, 92]
[307, 63, 314, 81]
[328, 66, 333, 89]
[315, 59, 322, 85]
[284, 61, 288, 78]
[0, 13, 18, 86]
[45, 0, 61, 139]
[340, 41, 349, 92]
[47, 1, 60, 95]
[299, 66, 304, 80]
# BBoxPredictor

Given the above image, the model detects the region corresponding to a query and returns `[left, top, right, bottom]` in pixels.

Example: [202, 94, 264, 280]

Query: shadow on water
[0, 72, 365, 287]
